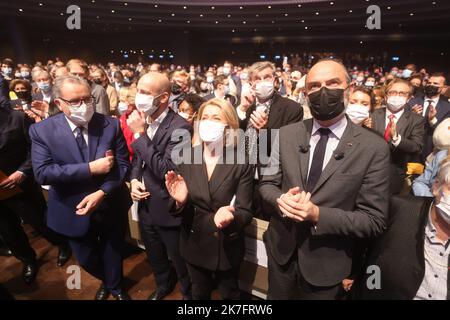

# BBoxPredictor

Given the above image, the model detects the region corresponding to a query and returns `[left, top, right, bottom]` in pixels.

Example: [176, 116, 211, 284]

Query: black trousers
[139, 223, 191, 296]
[267, 247, 345, 300]
[1, 190, 67, 247]
[0, 202, 35, 263]
[186, 262, 241, 300]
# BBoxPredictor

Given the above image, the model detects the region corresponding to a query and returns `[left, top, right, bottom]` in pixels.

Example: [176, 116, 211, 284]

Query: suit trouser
[0, 202, 36, 263]
[267, 247, 344, 300]
[139, 223, 191, 296]
[186, 262, 241, 300]
[2, 191, 67, 247]
[68, 217, 124, 294]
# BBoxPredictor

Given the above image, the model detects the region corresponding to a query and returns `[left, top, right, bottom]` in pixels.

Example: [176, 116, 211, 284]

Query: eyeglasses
[387, 91, 409, 97]
[58, 96, 94, 108]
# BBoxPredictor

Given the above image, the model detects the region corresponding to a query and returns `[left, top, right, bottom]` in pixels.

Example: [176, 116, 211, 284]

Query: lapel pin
[347, 143, 353, 147]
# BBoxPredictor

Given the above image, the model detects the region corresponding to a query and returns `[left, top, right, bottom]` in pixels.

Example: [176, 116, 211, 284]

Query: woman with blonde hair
[165, 98, 253, 300]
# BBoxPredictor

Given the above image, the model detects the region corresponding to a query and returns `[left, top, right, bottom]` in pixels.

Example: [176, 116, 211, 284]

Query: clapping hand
[165, 170, 188, 207]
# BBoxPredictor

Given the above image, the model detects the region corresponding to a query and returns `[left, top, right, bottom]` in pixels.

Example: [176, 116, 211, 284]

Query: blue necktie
[75, 127, 88, 162]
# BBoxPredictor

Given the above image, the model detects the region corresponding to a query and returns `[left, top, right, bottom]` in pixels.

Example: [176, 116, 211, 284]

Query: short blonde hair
[66, 59, 89, 73]
[193, 98, 239, 147]
[119, 84, 137, 105]
[385, 78, 413, 96]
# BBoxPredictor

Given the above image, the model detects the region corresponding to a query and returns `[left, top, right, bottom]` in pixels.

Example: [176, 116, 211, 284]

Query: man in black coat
[358, 162, 450, 300]
[0, 107, 71, 284]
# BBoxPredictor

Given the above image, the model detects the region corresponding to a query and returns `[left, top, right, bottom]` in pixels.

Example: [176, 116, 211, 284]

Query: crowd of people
[0, 53, 449, 300]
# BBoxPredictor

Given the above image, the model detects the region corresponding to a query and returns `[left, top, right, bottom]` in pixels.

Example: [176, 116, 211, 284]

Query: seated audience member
[118, 85, 137, 161]
[359, 161, 450, 300]
[372, 86, 385, 110]
[371, 79, 425, 194]
[178, 93, 204, 126]
[168, 70, 190, 112]
[345, 86, 375, 128]
[413, 118, 450, 196]
[165, 98, 253, 300]
[410, 74, 424, 98]
[9, 79, 32, 110]
[203, 75, 237, 107]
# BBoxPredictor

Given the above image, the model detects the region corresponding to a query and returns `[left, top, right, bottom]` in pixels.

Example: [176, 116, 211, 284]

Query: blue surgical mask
[37, 81, 51, 92]
[21, 71, 30, 78]
[402, 69, 413, 79]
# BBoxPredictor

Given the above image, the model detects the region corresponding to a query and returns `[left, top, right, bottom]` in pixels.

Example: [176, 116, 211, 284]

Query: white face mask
[178, 111, 190, 120]
[68, 102, 94, 127]
[222, 67, 231, 76]
[118, 101, 129, 114]
[436, 192, 450, 225]
[255, 81, 274, 100]
[206, 76, 214, 84]
[387, 96, 407, 112]
[346, 103, 370, 124]
[199, 120, 226, 143]
[365, 81, 375, 87]
[135, 92, 160, 116]
[240, 73, 249, 81]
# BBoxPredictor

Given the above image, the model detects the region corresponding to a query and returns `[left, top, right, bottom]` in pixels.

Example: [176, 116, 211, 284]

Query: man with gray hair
[359, 160, 450, 300]
[29, 75, 132, 300]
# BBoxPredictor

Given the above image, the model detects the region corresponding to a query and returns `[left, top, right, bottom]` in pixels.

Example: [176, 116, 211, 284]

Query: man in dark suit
[127, 72, 192, 300]
[407, 72, 450, 162]
[237, 61, 303, 220]
[223, 60, 242, 100]
[0, 73, 10, 109]
[259, 59, 390, 299]
[371, 79, 425, 194]
[358, 162, 450, 299]
[202, 75, 237, 107]
[29, 75, 132, 300]
[0, 106, 71, 284]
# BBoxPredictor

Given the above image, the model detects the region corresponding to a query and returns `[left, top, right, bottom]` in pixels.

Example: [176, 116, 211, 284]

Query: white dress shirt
[308, 116, 348, 176]
[146, 108, 168, 140]
[65, 116, 89, 147]
[42, 91, 52, 103]
[422, 96, 440, 117]
[385, 108, 404, 147]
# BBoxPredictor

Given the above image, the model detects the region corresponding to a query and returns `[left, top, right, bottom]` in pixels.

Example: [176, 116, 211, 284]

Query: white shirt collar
[425, 96, 440, 105]
[146, 107, 169, 126]
[312, 116, 348, 140]
[386, 107, 405, 120]
[65, 116, 88, 132]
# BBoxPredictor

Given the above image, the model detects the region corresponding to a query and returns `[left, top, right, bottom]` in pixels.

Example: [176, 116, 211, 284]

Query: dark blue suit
[130, 109, 192, 296]
[407, 95, 450, 161]
[29, 112, 132, 293]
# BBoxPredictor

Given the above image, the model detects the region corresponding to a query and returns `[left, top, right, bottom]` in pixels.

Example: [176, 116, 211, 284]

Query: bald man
[259, 59, 390, 299]
[127, 72, 192, 300]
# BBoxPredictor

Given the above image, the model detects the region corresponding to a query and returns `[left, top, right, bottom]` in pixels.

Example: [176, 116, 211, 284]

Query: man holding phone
[29, 75, 132, 300]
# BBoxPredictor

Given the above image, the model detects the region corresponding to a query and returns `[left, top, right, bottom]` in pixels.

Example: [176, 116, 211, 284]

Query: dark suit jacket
[0, 107, 46, 213]
[130, 109, 192, 227]
[371, 108, 425, 194]
[173, 146, 254, 271]
[358, 196, 449, 300]
[0, 74, 10, 109]
[29, 112, 132, 237]
[407, 95, 450, 161]
[259, 117, 390, 287]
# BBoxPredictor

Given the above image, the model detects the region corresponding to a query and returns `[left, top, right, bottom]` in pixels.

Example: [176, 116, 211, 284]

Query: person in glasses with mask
[127, 72, 192, 300]
[370, 79, 425, 195]
[359, 160, 450, 300]
[237, 61, 303, 220]
[29, 75, 132, 300]
[259, 59, 390, 300]
[165, 98, 253, 300]
[408, 73, 450, 162]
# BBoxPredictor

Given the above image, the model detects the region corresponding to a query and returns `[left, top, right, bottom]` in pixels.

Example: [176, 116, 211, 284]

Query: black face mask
[93, 78, 103, 85]
[171, 82, 182, 95]
[424, 85, 440, 97]
[16, 91, 31, 102]
[291, 81, 298, 89]
[308, 87, 346, 121]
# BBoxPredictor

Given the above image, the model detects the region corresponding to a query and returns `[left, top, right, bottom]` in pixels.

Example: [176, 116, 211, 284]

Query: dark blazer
[32, 90, 54, 105]
[358, 196, 449, 300]
[130, 109, 192, 227]
[173, 146, 254, 271]
[0, 74, 10, 109]
[0, 107, 47, 215]
[259, 117, 391, 287]
[29, 112, 132, 237]
[407, 95, 450, 161]
[371, 108, 425, 194]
